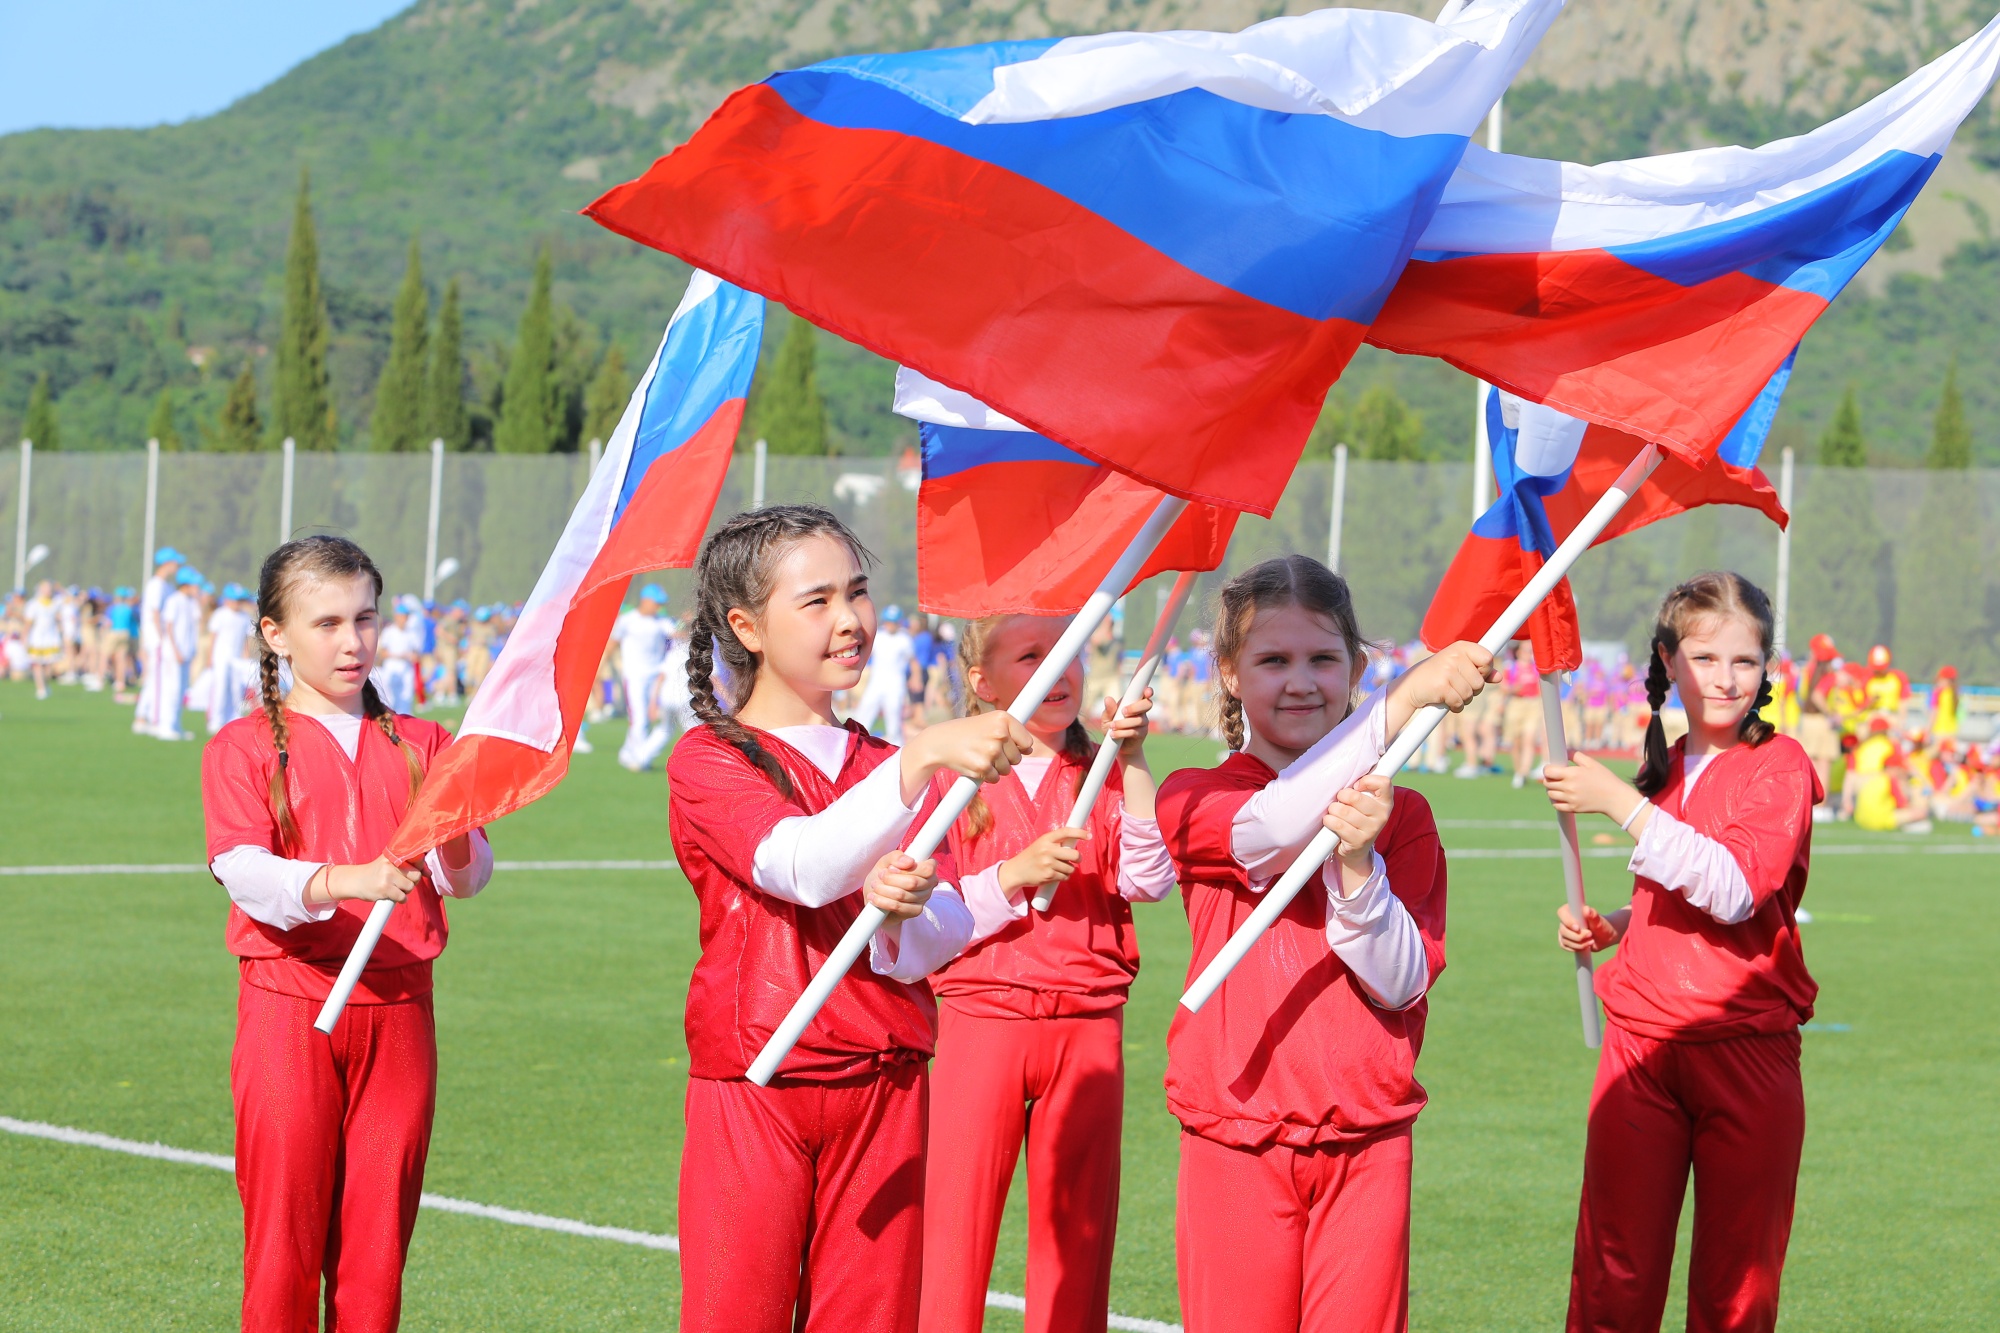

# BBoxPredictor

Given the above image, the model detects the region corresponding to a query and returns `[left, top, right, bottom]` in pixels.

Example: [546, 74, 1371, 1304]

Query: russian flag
[894, 369, 1236, 617]
[1369, 18, 2000, 463]
[385, 273, 762, 861]
[1422, 363, 1792, 671]
[584, 0, 1563, 517]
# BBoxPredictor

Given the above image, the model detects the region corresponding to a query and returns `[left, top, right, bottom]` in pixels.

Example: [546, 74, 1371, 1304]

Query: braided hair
[1635, 570, 1778, 798]
[1211, 555, 1366, 751]
[954, 614, 1094, 839]
[685, 504, 874, 800]
[255, 536, 426, 853]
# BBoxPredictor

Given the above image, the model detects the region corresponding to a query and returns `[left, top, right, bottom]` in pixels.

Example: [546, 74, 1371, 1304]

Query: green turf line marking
[0, 1115, 1182, 1332]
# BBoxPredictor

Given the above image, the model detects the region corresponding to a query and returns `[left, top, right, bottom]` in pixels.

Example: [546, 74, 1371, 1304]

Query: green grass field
[3, 677, 1996, 1330]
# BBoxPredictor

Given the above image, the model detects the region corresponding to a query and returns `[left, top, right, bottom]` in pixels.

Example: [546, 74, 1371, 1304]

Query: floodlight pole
[1468, 97, 1503, 524]
[279, 437, 296, 545]
[424, 439, 445, 603]
[752, 437, 768, 510]
[1541, 672, 1602, 1048]
[1328, 443, 1349, 574]
[1773, 446, 1795, 660]
[13, 440, 30, 593]
[142, 437, 160, 588]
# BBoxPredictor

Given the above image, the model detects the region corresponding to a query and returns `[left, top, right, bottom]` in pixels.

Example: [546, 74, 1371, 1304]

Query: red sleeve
[665, 731, 816, 887]
[399, 715, 454, 769]
[1382, 790, 1448, 988]
[1156, 768, 1255, 890]
[1708, 743, 1820, 911]
[201, 724, 281, 861]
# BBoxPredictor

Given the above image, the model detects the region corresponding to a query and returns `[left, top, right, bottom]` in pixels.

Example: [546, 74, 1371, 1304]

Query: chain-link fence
[8, 445, 1998, 679]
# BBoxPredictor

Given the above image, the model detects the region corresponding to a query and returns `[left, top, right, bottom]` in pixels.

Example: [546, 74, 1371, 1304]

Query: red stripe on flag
[1421, 533, 1583, 672]
[585, 84, 1363, 517]
[1368, 251, 1827, 465]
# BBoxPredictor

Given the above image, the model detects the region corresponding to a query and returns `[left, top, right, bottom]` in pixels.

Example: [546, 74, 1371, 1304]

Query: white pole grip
[1181, 445, 1662, 1014]
[747, 495, 1190, 1085]
[312, 897, 397, 1034]
[1034, 569, 1197, 914]
[1541, 673, 1601, 1048]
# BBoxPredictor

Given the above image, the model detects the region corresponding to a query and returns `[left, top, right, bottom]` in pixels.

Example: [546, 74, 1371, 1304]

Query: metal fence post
[279, 437, 296, 544]
[753, 437, 768, 510]
[12, 439, 30, 592]
[1774, 445, 1795, 660]
[142, 437, 159, 587]
[588, 437, 602, 477]
[1328, 442, 1349, 573]
[424, 439, 445, 602]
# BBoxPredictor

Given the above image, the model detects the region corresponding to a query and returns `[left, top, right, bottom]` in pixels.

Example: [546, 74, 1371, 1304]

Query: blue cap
[115, 586, 135, 599]
[200, 580, 216, 596]
[883, 604, 904, 623]
[175, 567, 203, 587]
[474, 606, 493, 622]
[639, 583, 667, 605]
[154, 546, 183, 566]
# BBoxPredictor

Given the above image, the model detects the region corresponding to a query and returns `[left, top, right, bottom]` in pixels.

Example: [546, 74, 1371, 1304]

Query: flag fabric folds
[385, 273, 762, 862]
[894, 369, 1237, 617]
[1422, 365, 1792, 671]
[585, 0, 1564, 516]
[1369, 17, 2000, 464]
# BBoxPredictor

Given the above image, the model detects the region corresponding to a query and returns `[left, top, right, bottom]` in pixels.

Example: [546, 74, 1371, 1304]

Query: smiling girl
[201, 536, 492, 1332]
[919, 614, 1174, 1333]
[1544, 572, 1821, 1333]
[1154, 555, 1490, 1333]
[665, 505, 1035, 1333]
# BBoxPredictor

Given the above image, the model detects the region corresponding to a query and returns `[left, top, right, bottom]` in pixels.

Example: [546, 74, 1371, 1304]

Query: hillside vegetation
[4, 0, 2000, 462]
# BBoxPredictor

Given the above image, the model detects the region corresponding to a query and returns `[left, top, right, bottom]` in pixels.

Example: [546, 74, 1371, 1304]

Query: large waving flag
[1423, 363, 1792, 670]
[894, 369, 1237, 617]
[585, 0, 1564, 516]
[1369, 18, 2000, 462]
[385, 273, 762, 861]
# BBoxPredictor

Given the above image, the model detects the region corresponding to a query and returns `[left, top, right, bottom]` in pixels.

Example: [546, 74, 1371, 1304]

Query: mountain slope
[3, 0, 1998, 461]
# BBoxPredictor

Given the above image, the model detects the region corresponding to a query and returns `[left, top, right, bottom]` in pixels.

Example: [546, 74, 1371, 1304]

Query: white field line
[0, 860, 679, 877]
[0, 1115, 1180, 1332]
[1447, 842, 2000, 859]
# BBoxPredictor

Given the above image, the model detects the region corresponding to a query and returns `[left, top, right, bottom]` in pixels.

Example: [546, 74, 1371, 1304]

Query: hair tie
[278, 750, 289, 770]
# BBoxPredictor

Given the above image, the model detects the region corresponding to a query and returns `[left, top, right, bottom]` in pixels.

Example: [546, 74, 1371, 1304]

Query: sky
[0, 1, 414, 136]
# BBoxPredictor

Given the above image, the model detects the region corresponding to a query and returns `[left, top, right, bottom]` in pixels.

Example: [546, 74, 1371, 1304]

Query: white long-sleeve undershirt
[1323, 853, 1429, 1010]
[1626, 753, 1756, 925]
[1230, 690, 1388, 881]
[751, 723, 971, 981]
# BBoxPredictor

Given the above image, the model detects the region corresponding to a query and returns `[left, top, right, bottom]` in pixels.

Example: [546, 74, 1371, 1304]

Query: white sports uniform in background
[133, 574, 170, 733]
[612, 607, 672, 770]
[205, 604, 256, 733]
[850, 623, 914, 745]
[155, 589, 202, 740]
[374, 618, 421, 716]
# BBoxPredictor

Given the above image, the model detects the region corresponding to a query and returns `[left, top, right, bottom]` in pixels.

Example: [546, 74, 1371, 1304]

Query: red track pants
[1568, 1024, 1805, 1333]
[1176, 1126, 1412, 1333]
[679, 1063, 928, 1333]
[232, 982, 437, 1333]
[919, 1006, 1125, 1333]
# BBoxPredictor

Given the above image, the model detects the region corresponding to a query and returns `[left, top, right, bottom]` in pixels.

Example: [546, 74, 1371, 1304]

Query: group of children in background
[186, 499, 1830, 1333]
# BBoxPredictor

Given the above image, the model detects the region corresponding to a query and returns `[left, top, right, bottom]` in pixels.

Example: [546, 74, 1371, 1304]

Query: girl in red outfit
[1546, 572, 1820, 1333]
[201, 536, 492, 1333]
[919, 614, 1175, 1333]
[1154, 556, 1491, 1333]
[665, 505, 1035, 1333]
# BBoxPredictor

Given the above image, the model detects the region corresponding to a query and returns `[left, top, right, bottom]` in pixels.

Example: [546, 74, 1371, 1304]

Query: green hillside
[3, 0, 1999, 463]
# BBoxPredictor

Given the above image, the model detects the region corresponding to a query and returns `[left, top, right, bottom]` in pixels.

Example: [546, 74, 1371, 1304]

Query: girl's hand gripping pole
[747, 496, 1190, 1086]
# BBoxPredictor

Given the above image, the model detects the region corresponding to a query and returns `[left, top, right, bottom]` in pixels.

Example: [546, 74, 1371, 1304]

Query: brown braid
[955, 614, 1094, 839]
[1635, 570, 1779, 798]
[686, 504, 875, 800]
[255, 637, 301, 854]
[1211, 555, 1366, 752]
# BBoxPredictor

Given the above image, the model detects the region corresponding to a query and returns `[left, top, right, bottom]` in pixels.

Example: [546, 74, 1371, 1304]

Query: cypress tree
[370, 235, 429, 452]
[746, 315, 828, 455]
[1928, 358, 1972, 469]
[22, 371, 58, 451]
[424, 276, 469, 450]
[147, 389, 183, 452]
[583, 343, 629, 446]
[496, 245, 560, 453]
[217, 362, 263, 452]
[274, 169, 337, 451]
[1820, 386, 1866, 466]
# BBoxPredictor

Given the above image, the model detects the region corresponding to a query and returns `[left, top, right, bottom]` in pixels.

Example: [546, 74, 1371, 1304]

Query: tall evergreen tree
[22, 371, 58, 451]
[1928, 358, 1972, 469]
[216, 362, 263, 452]
[1820, 386, 1866, 466]
[582, 343, 629, 446]
[370, 235, 429, 452]
[147, 389, 183, 452]
[496, 246, 560, 453]
[423, 276, 469, 450]
[745, 315, 828, 455]
[274, 169, 337, 451]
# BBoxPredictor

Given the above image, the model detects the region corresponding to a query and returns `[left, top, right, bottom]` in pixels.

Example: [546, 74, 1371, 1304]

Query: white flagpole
[1327, 443, 1349, 574]
[313, 899, 397, 1034]
[1182, 444, 1663, 1013]
[1541, 671, 1601, 1047]
[747, 494, 1190, 1085]
[1033, 568, 1198, 913]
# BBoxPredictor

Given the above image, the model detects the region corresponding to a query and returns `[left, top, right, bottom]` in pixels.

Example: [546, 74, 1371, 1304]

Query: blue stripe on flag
[920, 423, 1093, 480]
[1715, 346, 1797, 469]
[807, 40, 1063, 117]
[615, 281, 765, 523]
[769, 69, 1466, 324]
[1471, 387, 1568, 553]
